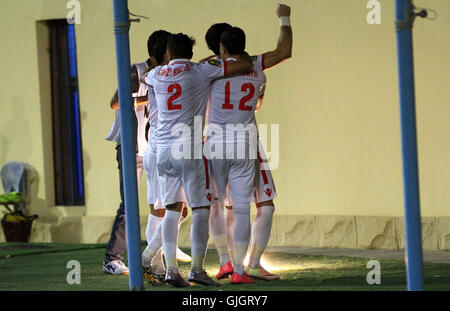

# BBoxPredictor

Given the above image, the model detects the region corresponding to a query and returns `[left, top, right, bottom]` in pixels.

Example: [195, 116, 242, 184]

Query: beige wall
[0, 0, 449, 239]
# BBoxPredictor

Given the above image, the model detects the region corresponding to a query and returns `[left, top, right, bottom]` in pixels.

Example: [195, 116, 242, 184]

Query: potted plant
[0, 192, 38, 242]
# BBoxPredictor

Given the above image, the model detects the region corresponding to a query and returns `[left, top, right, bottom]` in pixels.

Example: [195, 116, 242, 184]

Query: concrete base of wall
[1, 215, 449, 251]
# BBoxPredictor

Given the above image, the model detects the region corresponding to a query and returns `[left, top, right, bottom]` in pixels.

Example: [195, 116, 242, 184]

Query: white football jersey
[106, 61, 149, 158]
[134, 62, 150, 157]
[207, 55, 266, 145]
[144, 86, 158, 158]
[145, 58, 225, 149]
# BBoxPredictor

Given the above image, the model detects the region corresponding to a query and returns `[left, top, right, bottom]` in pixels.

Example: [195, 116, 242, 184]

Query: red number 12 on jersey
[222, 82, 255, 111]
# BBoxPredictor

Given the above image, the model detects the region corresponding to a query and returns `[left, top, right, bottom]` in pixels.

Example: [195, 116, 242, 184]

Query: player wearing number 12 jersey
[204, 3, 293, 283]
[143, 33, 253, 287]
[245, 3, 292, 280]
[206, 27, 266, 284]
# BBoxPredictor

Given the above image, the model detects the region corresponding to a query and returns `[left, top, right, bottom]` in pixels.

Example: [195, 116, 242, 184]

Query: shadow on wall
[0, 136, 7, 166]
[23, 163, 47, 217]
[49, 217, 84, 243]
[0, 96, 32, 165]
[0, 96, 42, 215]
[24, 164, 87, 243]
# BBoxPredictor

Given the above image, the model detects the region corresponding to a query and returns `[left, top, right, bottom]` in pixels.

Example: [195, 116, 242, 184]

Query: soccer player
[207, 26, 268, 284]
[203, 22, 235, 274]
[141, 30, 191, 284]
[142, 33, 254, 287]
[245, 4, 292, 280]
[104, 31, 190, 277]
[205, 3, 293, 282]
[103, 40, 150, 276]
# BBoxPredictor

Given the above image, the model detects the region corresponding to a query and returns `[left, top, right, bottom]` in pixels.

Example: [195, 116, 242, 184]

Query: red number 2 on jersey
[222, 82, 255, 111]
[239, 83, 255, 111]
[167, 83, 182, 110]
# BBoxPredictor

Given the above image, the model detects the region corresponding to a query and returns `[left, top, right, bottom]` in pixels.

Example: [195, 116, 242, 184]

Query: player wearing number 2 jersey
[143, 33, 253, 287]
[138, 31, 192, 286]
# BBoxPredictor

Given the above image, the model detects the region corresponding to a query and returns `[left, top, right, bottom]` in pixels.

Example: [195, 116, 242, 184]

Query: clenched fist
[276, 4, 291, 18]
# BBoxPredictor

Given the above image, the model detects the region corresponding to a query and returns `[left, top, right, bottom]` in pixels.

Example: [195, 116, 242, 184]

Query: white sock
[151, 248, 164, 269]
[225, 206, 235, 261]
[209, 200, 231, 266]
[232, 203, 251, 276]
[145, 214, 163, 245]
[161, 209, 181, 272]
[142, 221, 163, 267]
[249, 205, 275, 268]
[190, 208, 210, 273]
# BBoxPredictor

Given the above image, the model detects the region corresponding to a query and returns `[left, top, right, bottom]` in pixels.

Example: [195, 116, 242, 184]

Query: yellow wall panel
[0, 0, 448, 222]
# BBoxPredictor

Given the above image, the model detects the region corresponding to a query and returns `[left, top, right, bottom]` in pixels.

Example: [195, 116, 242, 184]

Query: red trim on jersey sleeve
[223, 60, 228, 76]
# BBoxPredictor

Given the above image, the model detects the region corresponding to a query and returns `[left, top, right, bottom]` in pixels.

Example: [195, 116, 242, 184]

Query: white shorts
[218, 145, 277, 207]
[157, 148, 212, 208]
[143, 155, 166, 209]
[210, 158, 256, 205]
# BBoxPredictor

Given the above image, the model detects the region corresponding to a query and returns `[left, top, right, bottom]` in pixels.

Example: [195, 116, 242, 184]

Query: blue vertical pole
[112, 0, 143, 291]
[394, 0, 424, 291]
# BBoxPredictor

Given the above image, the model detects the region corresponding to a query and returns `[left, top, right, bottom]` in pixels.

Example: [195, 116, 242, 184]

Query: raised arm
[109, 90, 119, 110]
[110, 65, 140, 109]
[140, 66, 153, 84]
[261, 4, 292, 70]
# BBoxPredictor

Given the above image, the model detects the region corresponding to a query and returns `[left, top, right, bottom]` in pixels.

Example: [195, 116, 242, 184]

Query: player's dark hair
[166, 33, 196, 60]
[152, 36, 171, 64]
[205, 23, 232, 56]
[220, 27, 246, 55]
[147, 30, 171, 63]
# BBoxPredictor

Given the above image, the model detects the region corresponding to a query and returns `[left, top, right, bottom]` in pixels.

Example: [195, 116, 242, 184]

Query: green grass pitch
[0, 243, 449, 291]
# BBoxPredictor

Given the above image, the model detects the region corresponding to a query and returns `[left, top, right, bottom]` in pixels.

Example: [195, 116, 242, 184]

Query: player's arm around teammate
[140, 33, 253, 288]
[110, 64, 146, 109]
[206, 3, 293, 282]
[202, 4, 293, 282]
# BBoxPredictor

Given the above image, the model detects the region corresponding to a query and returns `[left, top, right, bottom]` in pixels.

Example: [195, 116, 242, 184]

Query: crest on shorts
[207, 59, 222, 67]
[251, 55, 258, 63]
